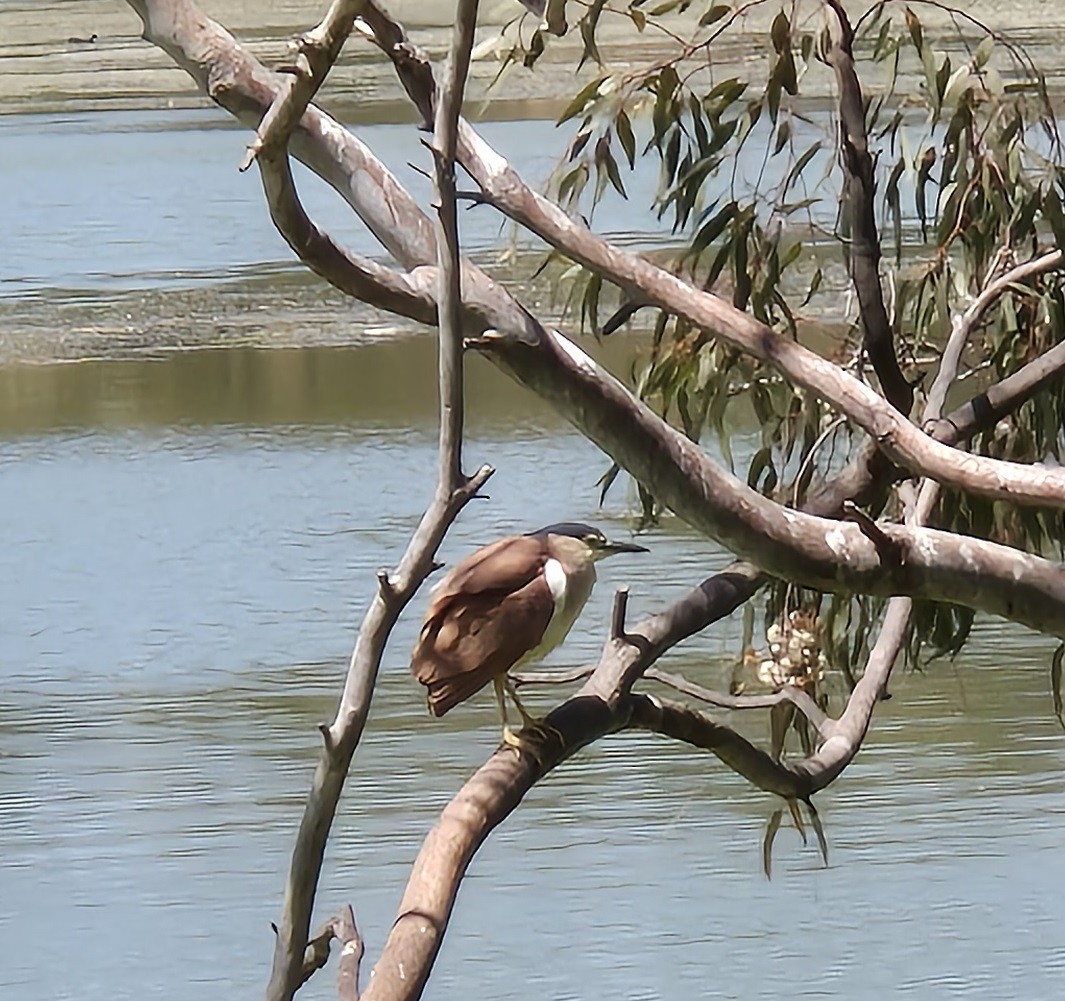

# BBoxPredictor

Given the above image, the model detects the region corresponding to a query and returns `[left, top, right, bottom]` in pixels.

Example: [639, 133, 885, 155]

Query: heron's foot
[501, 720, 562, 766]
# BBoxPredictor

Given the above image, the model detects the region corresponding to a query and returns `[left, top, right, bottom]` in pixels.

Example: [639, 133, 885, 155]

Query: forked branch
[241, 0, 368, 170]
[220, 1, 492, 997]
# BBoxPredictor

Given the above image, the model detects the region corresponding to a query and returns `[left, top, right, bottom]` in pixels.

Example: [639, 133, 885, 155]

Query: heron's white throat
[543, 558, 568, 615]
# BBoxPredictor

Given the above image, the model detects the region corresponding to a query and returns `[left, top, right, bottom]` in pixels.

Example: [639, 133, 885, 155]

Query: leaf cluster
[512, 2, 1065, 673]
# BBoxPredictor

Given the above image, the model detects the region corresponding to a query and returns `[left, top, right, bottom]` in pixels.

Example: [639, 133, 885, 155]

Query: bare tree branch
[257, 149, 437, 323]
[334, 906, 364, 1001]
[644, 668, 830, 731]
[630, 694, 806, 798]
[823, 0, 913, 413]
[926, 249, 1064, 431]
[511, 663, 596, 686]
[240, 0, 367, 171]
[298, 907, 364, 998]
[431, 0, 480, 494]
[453, 119, 1065, 511]
[942, 336, 1065, 443]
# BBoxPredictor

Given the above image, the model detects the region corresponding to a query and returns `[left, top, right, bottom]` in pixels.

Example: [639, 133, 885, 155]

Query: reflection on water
[0, 338, 649, 436]
[2, 345, 1065, 1001]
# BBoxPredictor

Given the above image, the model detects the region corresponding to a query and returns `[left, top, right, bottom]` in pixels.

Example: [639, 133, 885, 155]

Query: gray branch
[823, 0, 912, 413]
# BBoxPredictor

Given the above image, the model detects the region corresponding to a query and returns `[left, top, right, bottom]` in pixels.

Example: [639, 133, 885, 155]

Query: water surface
[3, 345, 1065, 1001]
[3, 48, 1065, 1001]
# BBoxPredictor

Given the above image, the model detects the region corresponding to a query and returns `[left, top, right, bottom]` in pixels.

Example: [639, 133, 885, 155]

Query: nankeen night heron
[410, 523, 647, 744]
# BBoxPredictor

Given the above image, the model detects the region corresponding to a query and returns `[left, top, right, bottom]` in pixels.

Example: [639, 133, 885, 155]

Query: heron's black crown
[527, 522, 605, 544]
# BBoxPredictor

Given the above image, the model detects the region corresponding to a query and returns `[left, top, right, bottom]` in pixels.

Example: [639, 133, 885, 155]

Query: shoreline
[7, 2, 1063, 120]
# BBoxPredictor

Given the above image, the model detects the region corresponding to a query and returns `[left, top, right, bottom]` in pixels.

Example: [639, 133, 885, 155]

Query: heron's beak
[598, 538, 649, 556]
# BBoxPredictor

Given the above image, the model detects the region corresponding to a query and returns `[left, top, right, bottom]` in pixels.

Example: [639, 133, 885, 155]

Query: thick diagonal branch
[455, 121, 1065, 511]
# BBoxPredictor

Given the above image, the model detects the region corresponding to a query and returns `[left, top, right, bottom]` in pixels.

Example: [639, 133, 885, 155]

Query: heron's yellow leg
[495, 676, 534, 752]
[494, 676, 520, 747]
[505, 679, 538, 729]
[505, 679, 564, 748]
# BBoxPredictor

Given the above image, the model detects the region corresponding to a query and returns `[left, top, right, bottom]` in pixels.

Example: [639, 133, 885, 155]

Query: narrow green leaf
[597, 462, 620, 504]
[771, 10, 789, 53]
[801, 266, 822, 306]
[688, 200, 736, 258]
[578, 0, 606, 70]
[602, 144, 627, 198]
[699, 5, 730, 28]
[915, 147, 936, 242]
[783, 140, 822, 194]
[772, 118, 792, 156]
[905, 7, 923, 54]
[615, 109, 636, 169]
[557, 75, 607, 124]
[973, 35, 994, 69]
[806, 799, 829, 867]
[763, 808, 783, 879]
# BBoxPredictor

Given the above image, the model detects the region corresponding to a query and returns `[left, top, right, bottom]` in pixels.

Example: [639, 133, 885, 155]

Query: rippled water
[3, 67, 1065, 1001]
[3, 346, 1065, 1001]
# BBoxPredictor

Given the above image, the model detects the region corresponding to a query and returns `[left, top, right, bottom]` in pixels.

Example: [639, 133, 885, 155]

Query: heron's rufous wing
[411, 536, 553, 715]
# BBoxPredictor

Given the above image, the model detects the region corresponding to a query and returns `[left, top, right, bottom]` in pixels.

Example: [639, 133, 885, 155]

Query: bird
[410, 522, 647, 747]
[67, 33, 98, 44]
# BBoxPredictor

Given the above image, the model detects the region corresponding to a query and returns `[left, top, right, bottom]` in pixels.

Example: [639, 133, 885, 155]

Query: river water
[4, 9, 1065, 1001]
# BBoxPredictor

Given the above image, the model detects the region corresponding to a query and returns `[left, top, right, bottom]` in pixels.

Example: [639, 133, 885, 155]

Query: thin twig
[644, 667, 830, 733]
[511, 664, 596, 687]
[241, 0, 368, 171]
[432, 0, 480, 495]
